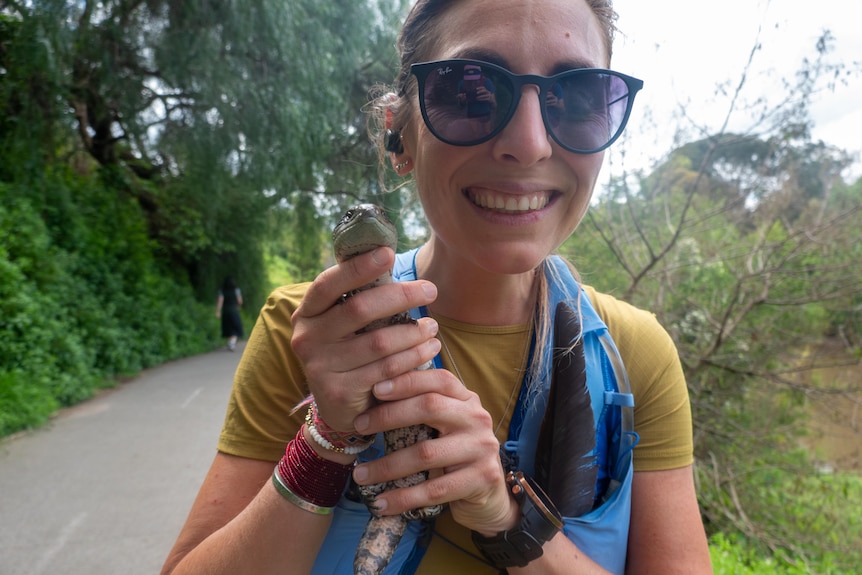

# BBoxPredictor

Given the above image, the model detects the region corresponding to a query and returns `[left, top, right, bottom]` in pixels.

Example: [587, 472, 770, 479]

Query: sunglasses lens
[419, 62, 514, 145]
[545, 72, 632, 152]
[415, 61, 637, 153]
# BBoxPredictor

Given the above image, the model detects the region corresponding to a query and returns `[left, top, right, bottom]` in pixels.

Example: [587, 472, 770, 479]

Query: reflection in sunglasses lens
[415, 60, 639, 153]
[424, 64, 509, 143]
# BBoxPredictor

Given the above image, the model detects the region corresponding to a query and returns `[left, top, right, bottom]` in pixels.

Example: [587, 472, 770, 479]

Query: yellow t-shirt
[218, 282, 693, 572]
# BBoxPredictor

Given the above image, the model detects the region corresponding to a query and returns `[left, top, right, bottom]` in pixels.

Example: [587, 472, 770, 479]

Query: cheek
[572, 150, 605, 181]
[412, 133, 463, 196]
[563, 153, 603, 224]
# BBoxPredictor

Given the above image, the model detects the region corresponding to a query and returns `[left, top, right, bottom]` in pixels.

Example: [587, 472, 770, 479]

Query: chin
[470, 242, 552, 276]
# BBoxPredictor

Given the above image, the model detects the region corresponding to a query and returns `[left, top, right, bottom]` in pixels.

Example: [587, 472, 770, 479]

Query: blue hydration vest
[311, 249, 637, 574]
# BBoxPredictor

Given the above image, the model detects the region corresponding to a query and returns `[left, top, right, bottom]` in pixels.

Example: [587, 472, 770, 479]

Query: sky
[604, 0, 862, 181]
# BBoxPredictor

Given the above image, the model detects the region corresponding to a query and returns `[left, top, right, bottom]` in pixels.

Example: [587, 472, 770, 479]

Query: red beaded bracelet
[274, 426, 355, 512]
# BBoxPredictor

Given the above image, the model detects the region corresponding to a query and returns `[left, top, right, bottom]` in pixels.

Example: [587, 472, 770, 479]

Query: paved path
[0, 344, 243, 575]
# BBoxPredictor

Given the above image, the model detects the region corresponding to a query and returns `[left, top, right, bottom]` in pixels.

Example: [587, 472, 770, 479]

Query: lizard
[331, 203, 442, 575]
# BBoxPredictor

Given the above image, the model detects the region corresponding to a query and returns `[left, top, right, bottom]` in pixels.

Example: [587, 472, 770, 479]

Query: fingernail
[427, 338, 441, 356]
[421, 282, 437, 300]
[374, 380, 393, 396]
[424, 318, 439, 336]
[353, 465, 368, 482]
[371, 247, 388, 265]
[354, 413, 369, 432]
[371, 496, 387, 512]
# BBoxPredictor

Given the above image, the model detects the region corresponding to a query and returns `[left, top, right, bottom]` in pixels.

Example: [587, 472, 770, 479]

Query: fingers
[298, 319, 441, 431]
[354, 370, 490, 446]
[353, 430, 504, 522]
[292, 247, 437, 327]
[300, 317, 440, 381]
[370, 367, 474, 405]
[352, 371, 505, 520]
[340, 280, 438, 335]
[289, 247, 439, 431]
[294, 247, 394, 319]
[291, 251, 438, 361]
[364, 377, 481, 435]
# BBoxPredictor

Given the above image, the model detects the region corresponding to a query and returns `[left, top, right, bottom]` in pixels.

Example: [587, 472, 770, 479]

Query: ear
[382, 94, 410, 173]
[389, 153, 413, 176]
[383, 92, 400, 128]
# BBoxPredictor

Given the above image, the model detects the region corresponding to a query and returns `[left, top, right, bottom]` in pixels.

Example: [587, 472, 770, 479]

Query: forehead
[429, 0, 608, 71]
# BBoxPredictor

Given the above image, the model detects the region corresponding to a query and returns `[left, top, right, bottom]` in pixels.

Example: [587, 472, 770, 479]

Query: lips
[467, 189, 551, 213]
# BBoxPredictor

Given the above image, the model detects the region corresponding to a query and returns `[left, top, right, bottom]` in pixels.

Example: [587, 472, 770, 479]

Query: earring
[394, 160, 410, 171]
[384, 129, 404, 154]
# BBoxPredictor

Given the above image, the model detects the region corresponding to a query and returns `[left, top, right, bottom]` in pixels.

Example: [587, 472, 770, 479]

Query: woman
[162, 0, 713, 573]
[215, 276, 244, 351]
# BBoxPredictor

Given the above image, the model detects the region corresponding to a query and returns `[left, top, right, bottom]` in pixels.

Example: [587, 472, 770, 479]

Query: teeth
[471, 191, 549, 213]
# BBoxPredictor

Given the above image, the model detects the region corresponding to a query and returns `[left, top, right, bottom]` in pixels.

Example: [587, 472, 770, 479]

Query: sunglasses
[409, 59, 644, 154]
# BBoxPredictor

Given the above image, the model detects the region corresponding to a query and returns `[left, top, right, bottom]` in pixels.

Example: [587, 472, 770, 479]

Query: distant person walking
[215, 276, 243, 351]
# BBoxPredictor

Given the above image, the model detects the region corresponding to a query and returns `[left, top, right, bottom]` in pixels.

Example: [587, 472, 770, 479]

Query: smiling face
[400, 0, 610, 277]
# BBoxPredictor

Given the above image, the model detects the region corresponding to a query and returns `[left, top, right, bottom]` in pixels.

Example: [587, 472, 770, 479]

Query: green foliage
[0, 370, 58, 436]
[1, 0, 409, 312]
[709, 532, 849, 575]
[568, 131, 862, 571]
[0, 0, 409, 437]
[707, 469, 862, 574]
[0, 13, 64, 177]
[700, 452, 862, 572]
[0, 171, 217, 437]
[290, 192, 327, 282]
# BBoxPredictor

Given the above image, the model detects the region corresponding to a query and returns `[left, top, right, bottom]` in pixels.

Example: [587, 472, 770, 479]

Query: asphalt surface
[0, 344, 243, 575]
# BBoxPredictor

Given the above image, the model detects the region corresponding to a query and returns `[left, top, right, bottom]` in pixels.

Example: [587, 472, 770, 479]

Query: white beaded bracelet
[304, 404, 374, 455]
[306, 419, 373, 455]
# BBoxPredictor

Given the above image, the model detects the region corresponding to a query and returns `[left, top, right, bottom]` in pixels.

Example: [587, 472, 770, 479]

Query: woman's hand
[474, 86, 496, 108]
[351, 368, 519, 535]
[290, 247, 440, 432]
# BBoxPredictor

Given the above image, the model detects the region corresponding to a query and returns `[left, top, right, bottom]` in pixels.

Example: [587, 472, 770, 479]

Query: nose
[492, 85, 552, 165]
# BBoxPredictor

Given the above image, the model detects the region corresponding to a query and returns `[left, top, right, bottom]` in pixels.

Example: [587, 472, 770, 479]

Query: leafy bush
[0, 171, 218, 437]
[0, 370, 58, 435]
[710, 530, 853, 575]
[701, 458, 862, 573]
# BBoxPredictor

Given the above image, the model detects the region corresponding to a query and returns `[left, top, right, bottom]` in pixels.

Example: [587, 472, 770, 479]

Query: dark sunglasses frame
[409, 58, 644, 154]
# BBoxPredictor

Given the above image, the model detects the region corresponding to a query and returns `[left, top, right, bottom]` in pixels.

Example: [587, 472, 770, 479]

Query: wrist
[302, 425, 358, 466]
[306, 401, 375, 455]
[474, 489, 522, 537]
[472, 471, 563, 569]
[272, 425, 355, 514]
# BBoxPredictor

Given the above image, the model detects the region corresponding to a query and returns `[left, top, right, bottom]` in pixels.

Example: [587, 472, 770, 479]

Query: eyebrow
[452, 49, 600, 75]
[454, 49, 508, 69]
[549, 59, 598, 74]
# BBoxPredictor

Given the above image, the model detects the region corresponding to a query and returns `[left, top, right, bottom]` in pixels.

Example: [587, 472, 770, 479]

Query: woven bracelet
[305, 402, 375, 455]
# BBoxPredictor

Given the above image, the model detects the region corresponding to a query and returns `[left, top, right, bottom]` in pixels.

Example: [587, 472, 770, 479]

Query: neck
[415, 240, 540, 326]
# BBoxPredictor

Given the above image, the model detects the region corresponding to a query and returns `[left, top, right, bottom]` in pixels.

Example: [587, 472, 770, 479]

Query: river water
[801, 341, 861, 473]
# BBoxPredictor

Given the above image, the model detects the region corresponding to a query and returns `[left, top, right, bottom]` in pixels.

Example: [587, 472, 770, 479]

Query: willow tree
[2, 0, 408, 300]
